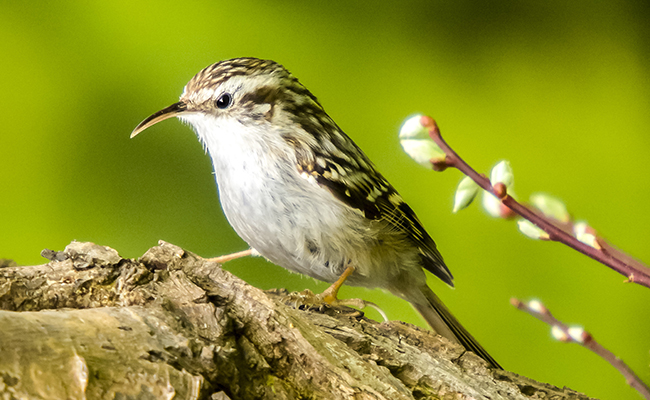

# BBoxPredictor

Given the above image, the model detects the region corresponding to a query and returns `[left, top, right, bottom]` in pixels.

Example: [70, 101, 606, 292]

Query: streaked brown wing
[294, 140, 454, 287]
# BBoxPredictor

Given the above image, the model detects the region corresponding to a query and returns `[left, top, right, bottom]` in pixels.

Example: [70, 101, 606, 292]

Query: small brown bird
[132, 57, 500, 368]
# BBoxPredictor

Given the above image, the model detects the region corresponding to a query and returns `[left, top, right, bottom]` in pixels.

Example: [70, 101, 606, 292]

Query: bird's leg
[317, 265, 389, 321]
[279, 264, 389, 321]
[319, 264, 356, 304]
[206, 248, 253, 264]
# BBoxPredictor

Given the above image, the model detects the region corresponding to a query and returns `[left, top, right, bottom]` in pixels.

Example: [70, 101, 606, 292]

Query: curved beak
[130, 101, 188, 138]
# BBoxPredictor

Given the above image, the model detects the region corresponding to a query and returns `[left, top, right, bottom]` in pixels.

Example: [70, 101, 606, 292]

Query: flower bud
[482, 160, 516, 218]
[490, 160, 514, 189]
[551, 325, 569, 342]
[399, 114, 446, 168]
[573, 221, 602, 250]
[517, 219, 549, 240]
[530, 193, 570, 223]
[568, 326, 587, 343]
[528, 299, 547, 314]
[453, 176, 480, 213]
[482, 192, 516, 219]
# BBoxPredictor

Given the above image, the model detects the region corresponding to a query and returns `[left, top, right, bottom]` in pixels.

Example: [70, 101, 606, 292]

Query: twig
[420, 115, 650, 289]
[511, 298, 650, 399]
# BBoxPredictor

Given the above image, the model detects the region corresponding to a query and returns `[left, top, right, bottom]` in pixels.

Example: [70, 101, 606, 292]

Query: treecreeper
[131, 57, 500, 369]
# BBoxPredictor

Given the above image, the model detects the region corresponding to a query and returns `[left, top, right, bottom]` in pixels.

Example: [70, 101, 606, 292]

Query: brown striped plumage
[132, 57, 500, 369]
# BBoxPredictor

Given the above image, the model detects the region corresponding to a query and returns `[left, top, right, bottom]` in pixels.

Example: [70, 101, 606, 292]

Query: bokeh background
[2, 1, 649, 398]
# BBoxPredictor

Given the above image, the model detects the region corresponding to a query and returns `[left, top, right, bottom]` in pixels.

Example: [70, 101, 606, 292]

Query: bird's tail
[412, 286, 501, 369]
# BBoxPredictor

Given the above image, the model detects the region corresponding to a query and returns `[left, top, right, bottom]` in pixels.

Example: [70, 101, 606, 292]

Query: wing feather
[294, 138, 454, 286]
[275, 81, 454, 286]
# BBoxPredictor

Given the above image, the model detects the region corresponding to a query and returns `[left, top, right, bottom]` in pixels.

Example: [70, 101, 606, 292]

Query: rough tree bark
[0, 241, 594, 399]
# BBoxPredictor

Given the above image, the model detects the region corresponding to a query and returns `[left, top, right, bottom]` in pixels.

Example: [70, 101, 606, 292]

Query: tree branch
[511, 298, 650, 399]
[0, 241, 595, 399]
[420, 115, 650, 288]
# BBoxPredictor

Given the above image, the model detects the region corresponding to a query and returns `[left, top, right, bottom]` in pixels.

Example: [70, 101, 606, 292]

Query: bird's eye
[216, 93, 233, 109]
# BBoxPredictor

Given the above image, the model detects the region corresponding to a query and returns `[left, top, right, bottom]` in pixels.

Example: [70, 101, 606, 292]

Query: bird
[131, 57, 500, 369]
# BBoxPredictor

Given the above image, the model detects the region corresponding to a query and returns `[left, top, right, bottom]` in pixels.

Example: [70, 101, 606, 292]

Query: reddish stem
[420, 116, 650, 289]
[512, 298, 650, 399]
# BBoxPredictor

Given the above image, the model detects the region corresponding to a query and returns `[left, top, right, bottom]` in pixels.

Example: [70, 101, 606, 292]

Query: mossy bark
[0, 241, 593, 400]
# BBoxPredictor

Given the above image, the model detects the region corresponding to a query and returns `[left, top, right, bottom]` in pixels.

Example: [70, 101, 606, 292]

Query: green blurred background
[2, 1, 649, 398]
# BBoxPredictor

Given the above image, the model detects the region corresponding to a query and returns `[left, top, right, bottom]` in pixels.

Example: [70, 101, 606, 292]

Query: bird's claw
[280, 289, 387, 321]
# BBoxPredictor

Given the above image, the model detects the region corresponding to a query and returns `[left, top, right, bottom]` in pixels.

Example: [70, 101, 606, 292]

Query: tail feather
[412, 286, 501, 369]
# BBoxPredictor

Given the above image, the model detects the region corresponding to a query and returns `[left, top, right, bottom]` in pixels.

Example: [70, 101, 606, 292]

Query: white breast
[182, 113, 370, 282]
